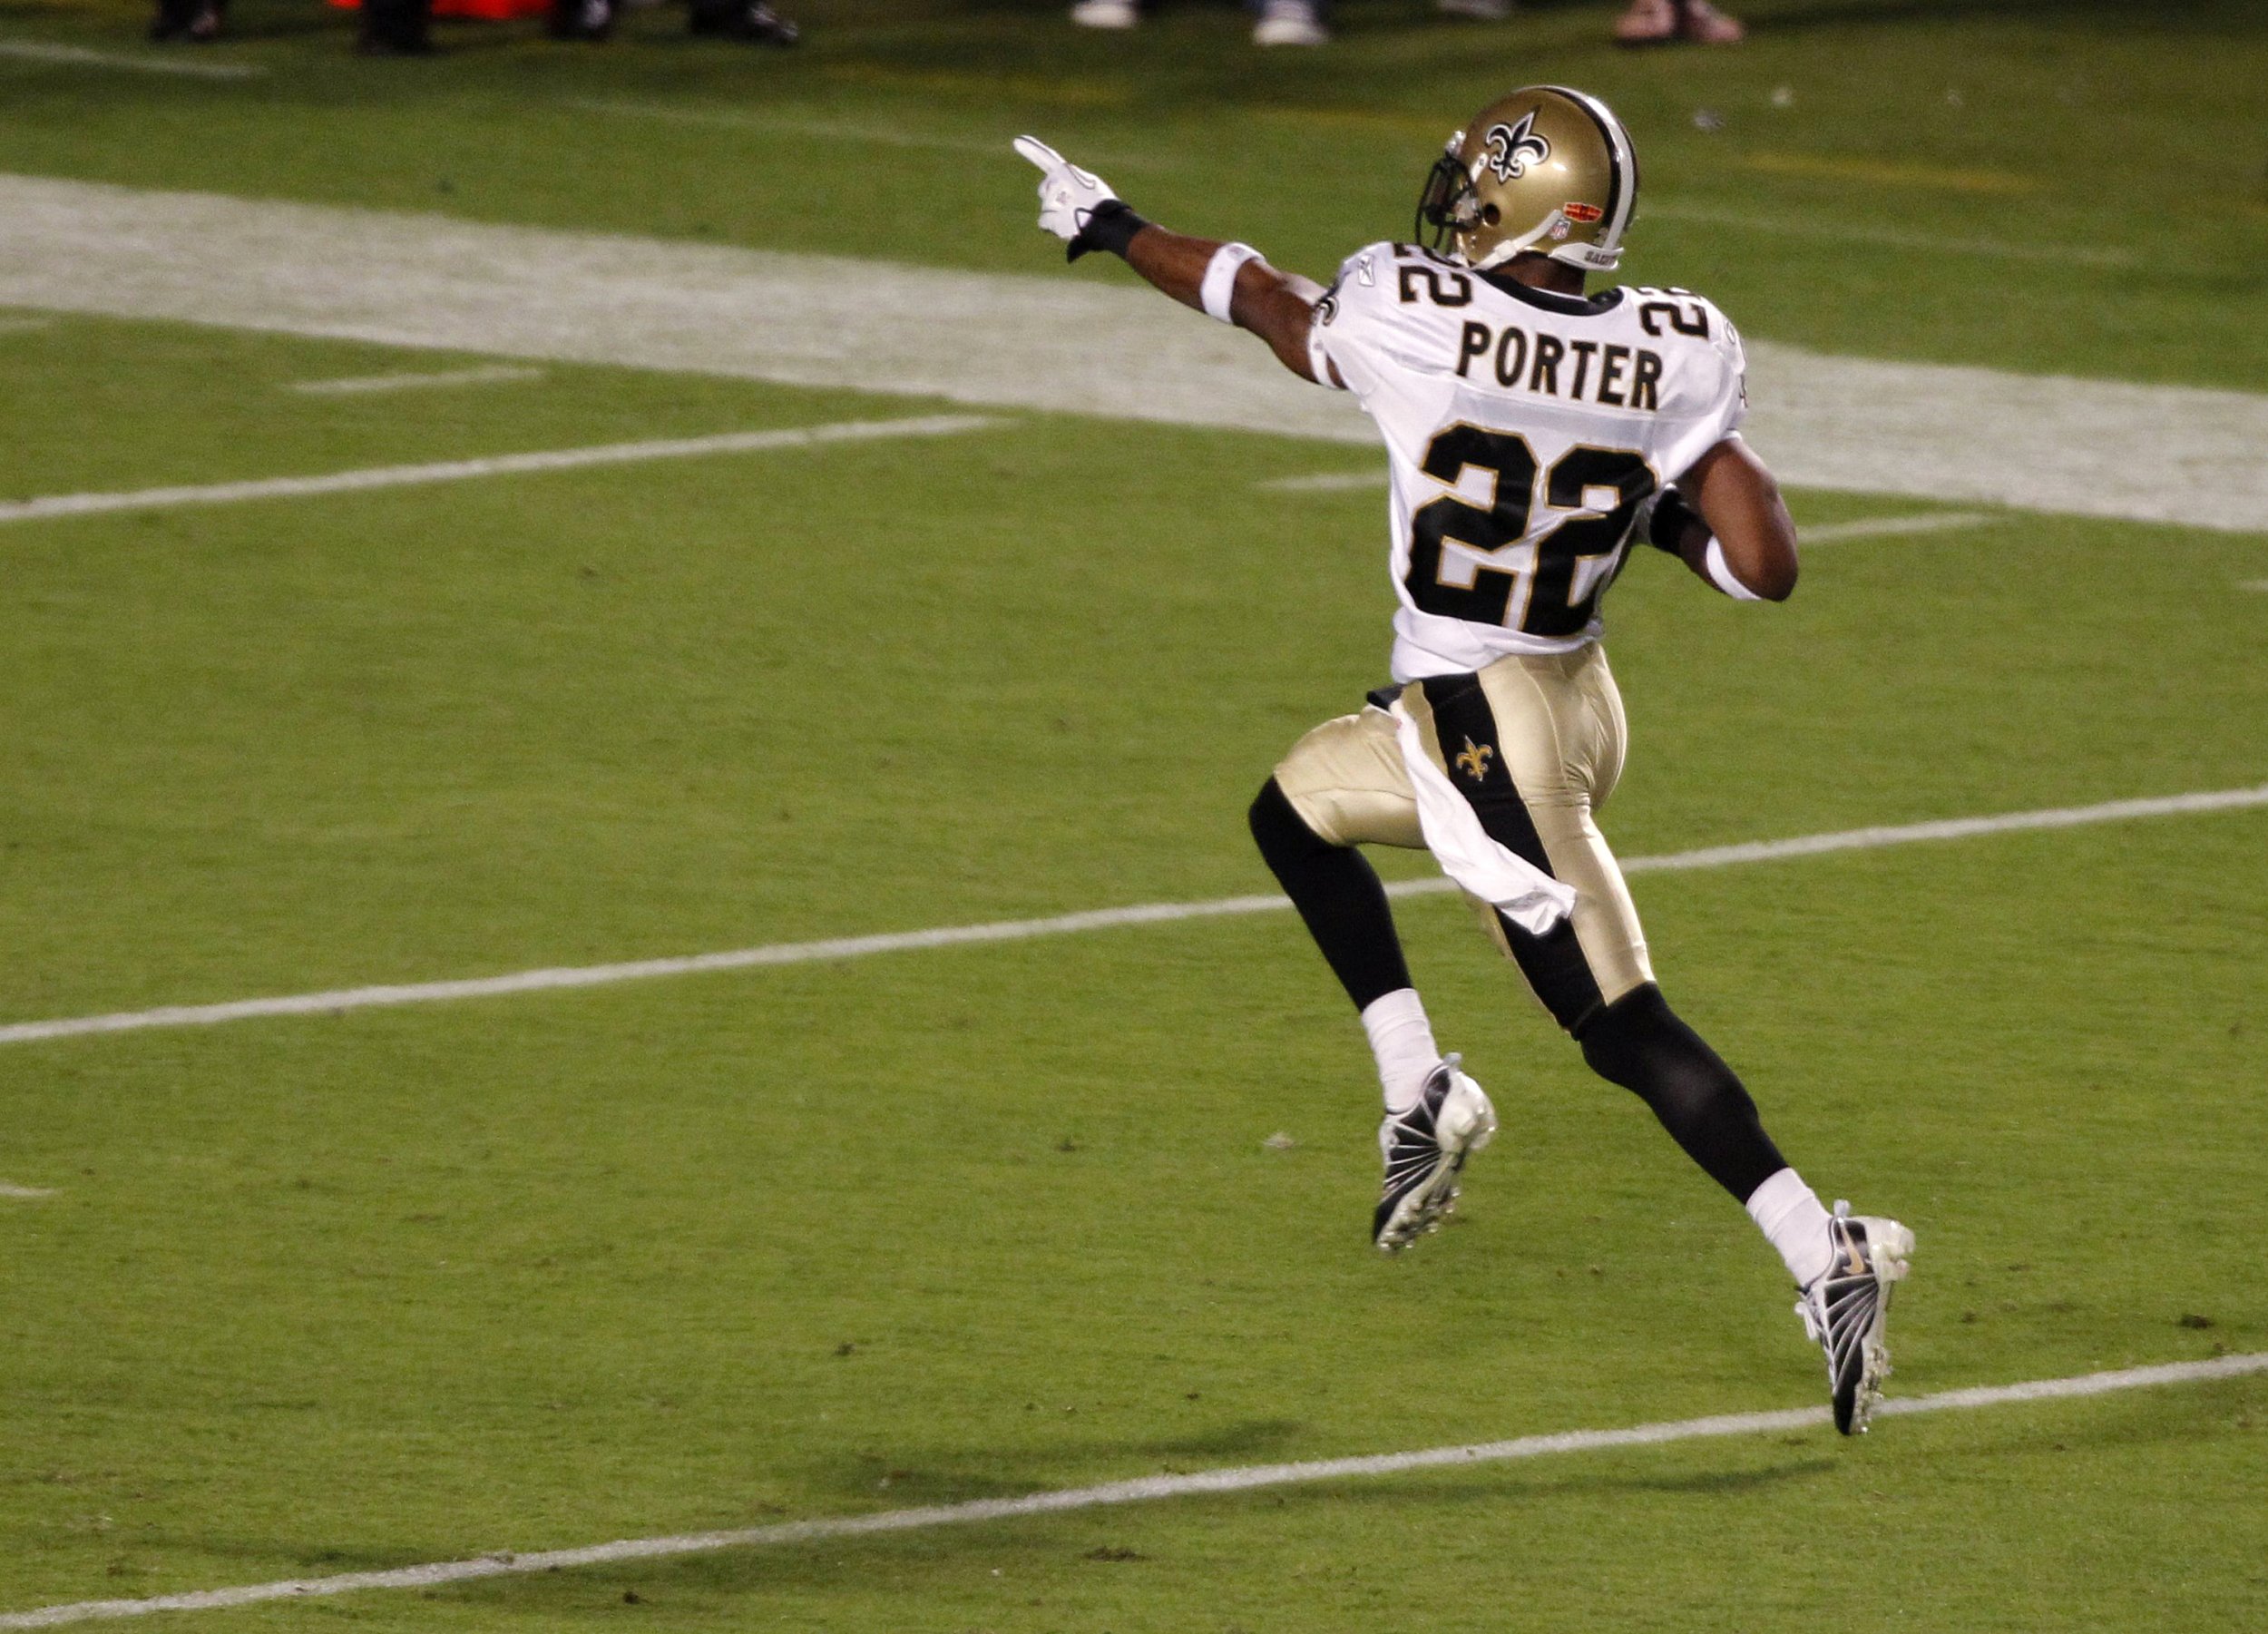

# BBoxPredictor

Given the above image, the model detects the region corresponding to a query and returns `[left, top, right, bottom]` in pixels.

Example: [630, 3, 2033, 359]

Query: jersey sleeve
[1699, 300, 1749, 443]
[1305, 242, 1401, 398]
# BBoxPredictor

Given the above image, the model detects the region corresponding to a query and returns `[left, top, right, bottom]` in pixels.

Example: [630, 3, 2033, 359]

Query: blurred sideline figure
[356, 0, 433, 51]
[144, 0, 796, 53]
[552, 0, 799, 43]
[149, 0, 225, 42]
[1071, 0, 1514, 51]
[686, 0, 799, 41]
[1615, 0, 1744, 44]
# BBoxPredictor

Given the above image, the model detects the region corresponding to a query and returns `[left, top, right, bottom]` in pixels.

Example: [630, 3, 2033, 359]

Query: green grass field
[4, 2, 2266, 1629]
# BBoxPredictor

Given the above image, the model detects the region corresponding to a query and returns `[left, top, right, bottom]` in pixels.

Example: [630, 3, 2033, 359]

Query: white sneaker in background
[1253, 0, 1329, 46]
[1070, 0, 1139, 28]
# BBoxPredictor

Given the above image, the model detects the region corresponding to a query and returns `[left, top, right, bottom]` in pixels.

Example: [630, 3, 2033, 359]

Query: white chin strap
[1468, 209, 1624, 275]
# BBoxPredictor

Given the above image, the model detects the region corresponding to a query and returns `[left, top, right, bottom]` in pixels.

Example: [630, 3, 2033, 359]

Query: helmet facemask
[1414, 138, 1481, 257]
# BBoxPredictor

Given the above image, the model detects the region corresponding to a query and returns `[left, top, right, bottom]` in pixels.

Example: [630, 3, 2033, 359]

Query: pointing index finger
[1013, 134, 1066, 173]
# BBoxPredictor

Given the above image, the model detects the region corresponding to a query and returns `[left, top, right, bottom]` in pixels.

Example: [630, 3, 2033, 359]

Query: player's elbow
[1752, 551, 1797, 602]
[1711, 523, 1797, 602]
[1246, 284, 1325, 383]
[1687, 444, 1797, 602]
[1733, 476, 1800, 602]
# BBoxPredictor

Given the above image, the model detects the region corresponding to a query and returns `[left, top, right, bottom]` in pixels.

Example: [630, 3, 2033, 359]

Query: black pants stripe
[1419, 672, 1609, 1035]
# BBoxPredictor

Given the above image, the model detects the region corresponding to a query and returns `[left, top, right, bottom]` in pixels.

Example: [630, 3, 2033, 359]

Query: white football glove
[1013, 134, 1122, 259]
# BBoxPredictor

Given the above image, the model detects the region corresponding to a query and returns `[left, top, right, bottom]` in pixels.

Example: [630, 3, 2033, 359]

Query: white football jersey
[1309, 240, 1749, 681]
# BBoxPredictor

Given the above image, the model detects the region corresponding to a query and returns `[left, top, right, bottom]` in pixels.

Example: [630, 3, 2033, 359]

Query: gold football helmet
[1415, 85, 1639, 274]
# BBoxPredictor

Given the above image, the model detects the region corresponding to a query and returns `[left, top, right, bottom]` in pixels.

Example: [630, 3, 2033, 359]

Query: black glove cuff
[1647, 487, 1701, 554]
[1069, 200, 1149, 263]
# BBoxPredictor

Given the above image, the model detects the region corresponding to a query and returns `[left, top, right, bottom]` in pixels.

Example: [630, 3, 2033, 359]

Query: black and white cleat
[1372, 1054, 1497, 1255]
[1796, 1201, 1915, 1433]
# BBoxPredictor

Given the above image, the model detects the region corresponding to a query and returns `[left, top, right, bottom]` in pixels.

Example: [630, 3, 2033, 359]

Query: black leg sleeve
[1577, 984, 1787, 1201]
[1247, 778, 1413, 1013]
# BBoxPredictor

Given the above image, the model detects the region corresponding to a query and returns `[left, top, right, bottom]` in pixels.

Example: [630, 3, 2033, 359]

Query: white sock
[1745, 1167, 1835, 1288]
[1360, 988, 1440, 1112]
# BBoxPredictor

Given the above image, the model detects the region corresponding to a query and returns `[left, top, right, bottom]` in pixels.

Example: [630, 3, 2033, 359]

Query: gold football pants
[1272, 643, 1653, 1033]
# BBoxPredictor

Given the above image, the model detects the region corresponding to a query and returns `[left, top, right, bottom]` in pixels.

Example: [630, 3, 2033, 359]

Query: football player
[1014, 87, 1911, 1433]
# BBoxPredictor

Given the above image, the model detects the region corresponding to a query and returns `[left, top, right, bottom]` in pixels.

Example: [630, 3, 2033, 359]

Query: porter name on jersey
[1451, 322, 1666, 410]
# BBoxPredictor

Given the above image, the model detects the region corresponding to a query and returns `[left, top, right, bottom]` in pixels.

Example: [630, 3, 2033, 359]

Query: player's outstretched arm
[1648, 436, 1799, 602]
[1013, 135, 1332, 385]
[1121, 224, 1333, 384]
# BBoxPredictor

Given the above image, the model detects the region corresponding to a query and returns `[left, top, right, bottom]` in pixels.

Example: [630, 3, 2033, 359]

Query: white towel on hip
[1389, 697, 1578, 936]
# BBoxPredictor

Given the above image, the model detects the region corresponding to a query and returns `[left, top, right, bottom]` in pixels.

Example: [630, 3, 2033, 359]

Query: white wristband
[1200, 242, 1263, 324]
[1701, 535, 1765, 602]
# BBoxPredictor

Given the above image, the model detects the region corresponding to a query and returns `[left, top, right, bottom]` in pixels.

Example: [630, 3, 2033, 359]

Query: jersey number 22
[1406, 424, 1657, 638]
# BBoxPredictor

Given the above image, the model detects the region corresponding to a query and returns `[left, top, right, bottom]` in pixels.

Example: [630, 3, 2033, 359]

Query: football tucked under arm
[1651, 438, 1800, 602]
[1013, 134, 1334, 386]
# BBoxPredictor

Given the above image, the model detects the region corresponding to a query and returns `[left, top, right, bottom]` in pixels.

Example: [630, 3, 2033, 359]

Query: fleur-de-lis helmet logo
[1481, 113, 1551, 182]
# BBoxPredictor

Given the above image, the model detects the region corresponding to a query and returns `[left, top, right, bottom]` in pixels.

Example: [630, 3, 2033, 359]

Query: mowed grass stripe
[3, 1352, 2260, 1631]
[1640, 201, 2140, 269]
[4, 783, 2261, 1048]
[0, 416, 1002, 524]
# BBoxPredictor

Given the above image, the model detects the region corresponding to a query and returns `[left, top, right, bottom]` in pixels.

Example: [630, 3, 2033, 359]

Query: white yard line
[1606, 784, 2268, 869]
[2, 1350, 2259, 1630]
[3, 783, 2260, 1049]
[0, 39, 263, 78]
[0, 1182, 58, 1199]
[0, 416, 999, 526]
[286, 365, 545, 396]
[3, 175, 2263, 531]
[2240, 580, 2268, 593]
[1257, 470, 1387, 493]
[1799, 511, 1997, 543]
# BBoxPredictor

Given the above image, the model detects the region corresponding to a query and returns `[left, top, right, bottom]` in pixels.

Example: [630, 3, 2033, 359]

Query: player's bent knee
[1575, 983, 1785, 1199]
[1576, 984, 1732, 1102]
[1249, 776, 1336, 865]
[1574, 981, 1663, 1042]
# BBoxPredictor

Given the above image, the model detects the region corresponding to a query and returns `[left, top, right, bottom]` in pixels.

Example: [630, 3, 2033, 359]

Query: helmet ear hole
[1481, 204, 1501, 226]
